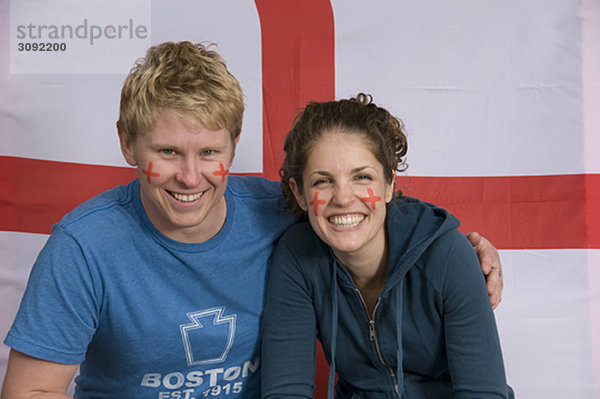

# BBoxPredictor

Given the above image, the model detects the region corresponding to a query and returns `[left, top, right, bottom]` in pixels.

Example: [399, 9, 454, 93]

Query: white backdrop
[1, 1, 599, 398]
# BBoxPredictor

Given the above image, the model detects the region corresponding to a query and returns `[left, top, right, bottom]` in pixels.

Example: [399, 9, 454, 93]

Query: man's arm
[467, 232, 504, 309]
[1, 349, 77, 399]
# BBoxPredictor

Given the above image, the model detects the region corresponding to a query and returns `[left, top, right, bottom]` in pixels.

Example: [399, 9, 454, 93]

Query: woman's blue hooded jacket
[261, 197, 513, 398]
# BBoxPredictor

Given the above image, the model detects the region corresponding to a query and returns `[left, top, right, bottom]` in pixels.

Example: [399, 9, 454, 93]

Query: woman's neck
[333, 234, 390, 317]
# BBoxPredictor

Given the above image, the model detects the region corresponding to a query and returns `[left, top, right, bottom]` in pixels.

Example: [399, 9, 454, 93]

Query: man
[1, 41, 503, 398]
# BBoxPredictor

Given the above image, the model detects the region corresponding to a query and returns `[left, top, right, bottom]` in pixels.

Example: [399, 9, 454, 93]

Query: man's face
[119, 110, 235, 243]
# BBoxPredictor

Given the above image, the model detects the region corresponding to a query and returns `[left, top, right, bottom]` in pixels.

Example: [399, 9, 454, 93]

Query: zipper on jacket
[357, 289, 401, 398]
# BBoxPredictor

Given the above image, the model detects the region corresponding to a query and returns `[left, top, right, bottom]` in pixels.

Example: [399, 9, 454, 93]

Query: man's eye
[202, 149, 214, 156]
[161, 149, 175, 155]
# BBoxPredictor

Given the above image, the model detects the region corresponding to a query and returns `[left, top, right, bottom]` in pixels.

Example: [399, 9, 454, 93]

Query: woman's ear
[289, 178, 308, 211]
[385, 173, 396, 203]
[118, 127, 138, 167]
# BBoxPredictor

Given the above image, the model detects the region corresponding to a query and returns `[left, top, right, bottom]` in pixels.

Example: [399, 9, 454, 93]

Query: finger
[481, 243, 501, 274]
[491, 280, 503, 309]
[486, 266, 501, 295]
[490, 265, 502, 277]
[487, 266, 503, 309]
[466, 231, 481, 248]
[470, 233, 501, 275]
[490, 292, 501, 310]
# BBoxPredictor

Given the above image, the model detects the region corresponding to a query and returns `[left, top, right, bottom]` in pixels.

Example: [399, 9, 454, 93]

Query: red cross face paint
[309, 191, 327, 216]
[119, 110, 235, 243]
[294, 132, 394, 259]
[142, 161, 160, 183]
[212, 163, 229, 182]
[360, 188, 382, 210]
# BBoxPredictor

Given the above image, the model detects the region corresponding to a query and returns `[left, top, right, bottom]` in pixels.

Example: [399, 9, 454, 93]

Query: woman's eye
[313, 178, 330, 186]
[356, 174, 372, 181]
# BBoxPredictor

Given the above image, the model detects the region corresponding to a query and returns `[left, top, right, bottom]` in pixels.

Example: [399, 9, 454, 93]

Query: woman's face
[290, 131, 394, 260]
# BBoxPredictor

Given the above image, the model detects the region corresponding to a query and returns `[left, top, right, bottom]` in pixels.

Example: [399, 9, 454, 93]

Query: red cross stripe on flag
[1, 2, 600, 398]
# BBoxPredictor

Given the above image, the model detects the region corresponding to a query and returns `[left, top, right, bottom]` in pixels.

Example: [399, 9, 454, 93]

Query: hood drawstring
[395, 284, 404, 397]
[327, 261, 405, 398]
[328, 260, 339, 399]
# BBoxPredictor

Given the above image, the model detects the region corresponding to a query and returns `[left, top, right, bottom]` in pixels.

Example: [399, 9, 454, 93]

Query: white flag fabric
[1, 1, 599, 397]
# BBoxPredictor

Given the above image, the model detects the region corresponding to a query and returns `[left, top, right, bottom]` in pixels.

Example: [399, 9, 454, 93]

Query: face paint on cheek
[142, 161, 160, 184]
[309, 191, 327, 216]
[360, 188, 382, 210]
[212, 163, 229, 182]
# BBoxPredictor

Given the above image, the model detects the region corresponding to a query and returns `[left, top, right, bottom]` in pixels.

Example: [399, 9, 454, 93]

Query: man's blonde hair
[117, 41, 244, 142]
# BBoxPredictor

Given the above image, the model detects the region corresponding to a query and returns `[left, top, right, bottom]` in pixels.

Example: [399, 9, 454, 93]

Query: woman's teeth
[328, 214, 364, 227]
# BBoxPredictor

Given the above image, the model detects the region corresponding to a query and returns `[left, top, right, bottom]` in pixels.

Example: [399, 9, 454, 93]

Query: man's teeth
[171, 192, 203, 202]
[328, 215, 364, 227]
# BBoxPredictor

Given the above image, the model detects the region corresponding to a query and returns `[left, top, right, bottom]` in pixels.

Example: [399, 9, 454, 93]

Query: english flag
[1, 1, 599, 398]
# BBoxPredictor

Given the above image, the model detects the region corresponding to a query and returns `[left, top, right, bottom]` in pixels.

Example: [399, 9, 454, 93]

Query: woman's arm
[1, 350, 77, 399]
[261, 239, 319, 399]
[439, 231, 511, 398]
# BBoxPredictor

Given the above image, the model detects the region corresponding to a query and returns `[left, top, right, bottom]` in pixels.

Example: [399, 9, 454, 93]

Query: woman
[261, 94, 514, 398]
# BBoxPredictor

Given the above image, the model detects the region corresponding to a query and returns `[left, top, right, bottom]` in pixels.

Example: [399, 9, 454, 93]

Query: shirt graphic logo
[180, 307, 237, 366]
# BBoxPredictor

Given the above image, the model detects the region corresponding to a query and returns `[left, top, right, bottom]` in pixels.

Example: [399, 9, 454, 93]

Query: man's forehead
[157, 108, 236, 141]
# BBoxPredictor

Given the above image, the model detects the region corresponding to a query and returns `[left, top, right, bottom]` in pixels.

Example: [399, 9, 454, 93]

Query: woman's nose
[331, 183, 356, 206]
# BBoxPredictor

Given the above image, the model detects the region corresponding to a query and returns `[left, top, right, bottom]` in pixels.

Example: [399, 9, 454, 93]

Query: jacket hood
[382, 196, 460, 293]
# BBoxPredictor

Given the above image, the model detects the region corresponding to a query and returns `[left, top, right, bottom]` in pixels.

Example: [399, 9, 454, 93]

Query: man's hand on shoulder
[467, 232, 503, 309]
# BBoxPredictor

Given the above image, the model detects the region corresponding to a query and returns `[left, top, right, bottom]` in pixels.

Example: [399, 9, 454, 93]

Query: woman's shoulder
[388, 196, 454, 220]
[274, 222, 330, 273]
[415, 228, 481, 292]
[278, 221, 325, 253]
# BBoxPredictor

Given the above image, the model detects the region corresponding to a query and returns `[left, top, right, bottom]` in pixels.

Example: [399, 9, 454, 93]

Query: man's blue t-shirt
[5, 176, 294, 399]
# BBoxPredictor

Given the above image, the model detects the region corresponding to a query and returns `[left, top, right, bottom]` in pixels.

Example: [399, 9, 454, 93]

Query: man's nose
[175, 156, 202, 187]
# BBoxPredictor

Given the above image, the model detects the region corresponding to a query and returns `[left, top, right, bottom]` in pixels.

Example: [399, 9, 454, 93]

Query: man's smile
[168, 190, 206, 203]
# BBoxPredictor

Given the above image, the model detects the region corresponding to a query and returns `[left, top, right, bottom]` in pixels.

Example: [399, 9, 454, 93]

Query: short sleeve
[5, 225, 101, 364]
